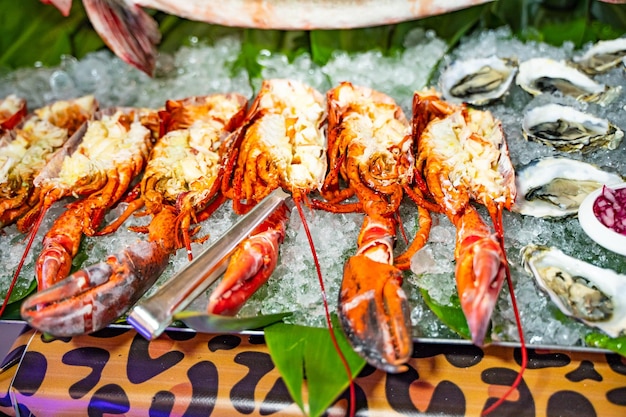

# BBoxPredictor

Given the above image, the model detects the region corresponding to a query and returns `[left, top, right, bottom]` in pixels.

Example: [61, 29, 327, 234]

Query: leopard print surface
[1, 326, 625, 416]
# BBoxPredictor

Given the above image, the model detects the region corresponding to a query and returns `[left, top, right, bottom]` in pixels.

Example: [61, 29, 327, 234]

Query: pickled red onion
[593, 185, 626, 235]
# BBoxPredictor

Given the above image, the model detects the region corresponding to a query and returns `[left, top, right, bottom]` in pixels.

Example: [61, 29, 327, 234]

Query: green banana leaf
[264, 317, 366, 417]
[0, 0, 103, 70]
[585, 333, 626, 357]
[420, 288, 473, 341]
[0, 279, 36, 320]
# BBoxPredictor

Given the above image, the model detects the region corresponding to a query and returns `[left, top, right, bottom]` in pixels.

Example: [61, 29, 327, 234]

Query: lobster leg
[36, 200, 85, 290]
[207, 202, 290, 315]
[339, 214, 412, 373]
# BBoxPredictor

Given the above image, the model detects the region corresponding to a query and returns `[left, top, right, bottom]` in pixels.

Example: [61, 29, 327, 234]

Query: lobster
[412, 88, 526, 415]
[311, 81, 433, 373]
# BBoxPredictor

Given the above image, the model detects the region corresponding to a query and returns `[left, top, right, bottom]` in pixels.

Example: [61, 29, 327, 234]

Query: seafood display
[19, 94, 248, 337]
[1, 24, 626, 395]
[42, 0, 493, 75]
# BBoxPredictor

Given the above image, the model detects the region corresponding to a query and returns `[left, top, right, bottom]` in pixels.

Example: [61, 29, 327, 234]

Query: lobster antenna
[0, 204, 48, 317]
[481, 207, 527, 416]
[294, 200, 357, 417]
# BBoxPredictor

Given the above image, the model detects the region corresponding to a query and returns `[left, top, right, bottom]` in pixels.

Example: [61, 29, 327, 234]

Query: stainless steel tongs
[127, 188, 292, 340]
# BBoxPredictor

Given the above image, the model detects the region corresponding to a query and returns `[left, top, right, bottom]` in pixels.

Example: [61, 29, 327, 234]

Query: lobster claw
[339, 254, 412, 374]
[455, 233, 506, 346]
[207, 229, 282, 316]
[207, 201, 290, 316]
[20, 240, 171, 337]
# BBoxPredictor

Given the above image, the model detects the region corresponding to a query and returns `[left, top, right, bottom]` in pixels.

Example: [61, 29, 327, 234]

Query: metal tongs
[127, 188, 292, 340]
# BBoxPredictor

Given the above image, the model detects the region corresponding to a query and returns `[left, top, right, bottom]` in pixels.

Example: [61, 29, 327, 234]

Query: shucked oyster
[572, 38, 626, 75]
[516, 57, 621, 106]
[440, 56, 517, 105]
[522, 103, 624, 153]
[521, 244, 626, 338]
[513, 156, 624, 218]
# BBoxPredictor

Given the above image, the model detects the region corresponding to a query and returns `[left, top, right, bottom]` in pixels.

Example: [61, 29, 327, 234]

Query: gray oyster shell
[440, 56, 517, 105]
[516, 57, 621, 106]
[522, 103, 624, 153]
[572, 38, 626, 75]
[522, 244, 626, 338]
[513, 157, 624, 218]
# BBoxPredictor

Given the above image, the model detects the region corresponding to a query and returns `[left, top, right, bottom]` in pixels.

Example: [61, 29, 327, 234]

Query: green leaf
[585, 332, 626, 357]
[591, 1, 626, 35]
[310, 26, 394, 65]
[236, 29, 310, 85]
[265, 318, 366, 417]
[420, 288, 472, 340]
[156, 16, 245, 53]
[174, 311, 291, 333]
[0, 0, 103, 70]
[0, 297, 28, 320]
[1, 272, 37, 319]
[411, 3, 489, 46]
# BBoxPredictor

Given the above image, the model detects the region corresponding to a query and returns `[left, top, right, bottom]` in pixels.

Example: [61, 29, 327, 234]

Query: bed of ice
[1, 26, 625, 349]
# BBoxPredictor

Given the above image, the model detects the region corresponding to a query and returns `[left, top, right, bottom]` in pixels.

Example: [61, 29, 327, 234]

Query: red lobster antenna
[294, 200, 357, 417]
[481, 206, 527, 416]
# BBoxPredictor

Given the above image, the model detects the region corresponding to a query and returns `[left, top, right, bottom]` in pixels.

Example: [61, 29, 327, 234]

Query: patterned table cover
[1, 324, 625, 417]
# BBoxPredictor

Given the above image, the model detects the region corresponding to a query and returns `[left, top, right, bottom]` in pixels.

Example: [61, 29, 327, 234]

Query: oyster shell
[513, 156, 624, 218]
[572, 38, 626, 75]
[522, 103, 624, 152]
[521, 244, 626, 338]
[516, 57, 621, 106]
[440, 56, 517, 105]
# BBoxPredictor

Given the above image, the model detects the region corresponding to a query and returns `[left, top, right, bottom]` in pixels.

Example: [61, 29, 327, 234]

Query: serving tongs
[128, 188, 293, 340]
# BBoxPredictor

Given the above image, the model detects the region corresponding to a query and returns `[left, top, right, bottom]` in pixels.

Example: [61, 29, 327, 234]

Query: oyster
[513, 157, 624, 218]
[440, 56, 517, 105]
[516, 57, 621, 106]
[522, 103, 624, 152]
[521, 244, 626, 338]
[572, 38, 626, 75]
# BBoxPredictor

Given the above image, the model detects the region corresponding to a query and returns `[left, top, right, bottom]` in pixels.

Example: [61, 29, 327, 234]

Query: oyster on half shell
[516, 57, 621, 106]
[572, 38, 626, 75]
[440, 56, 517, 105]
[513, 157, 624, 218]
[521, 244, 626, 338]
[522, 103, 624, 153]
